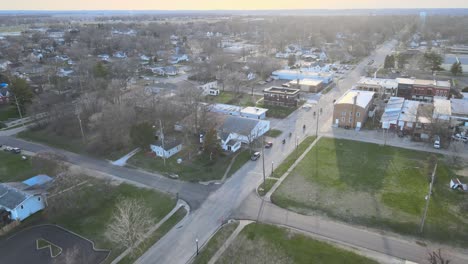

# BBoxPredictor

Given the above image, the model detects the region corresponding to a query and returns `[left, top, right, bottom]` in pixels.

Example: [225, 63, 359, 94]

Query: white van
[433, 135, 441, 149]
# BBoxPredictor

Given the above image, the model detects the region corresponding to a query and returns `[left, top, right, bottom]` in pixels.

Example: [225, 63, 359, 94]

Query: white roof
[433, 98, 451, 119]
[462, 92, 468, 100]
[241, 107, 268, 116]
[335, 90, 375, 109]
[209, 103, 242, 113]
[357, 77, 398, 89]
[381, 97, 405, 123]
[289, 78, 323, 86]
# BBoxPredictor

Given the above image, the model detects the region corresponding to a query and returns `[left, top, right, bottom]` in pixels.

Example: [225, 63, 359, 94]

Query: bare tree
[106, 198, 154, 256]
[225, 71, 245, 96]
[428, 249, 450, 264]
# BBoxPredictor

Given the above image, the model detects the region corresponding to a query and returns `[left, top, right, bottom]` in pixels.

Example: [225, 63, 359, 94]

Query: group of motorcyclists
[281, 125, 306, 144]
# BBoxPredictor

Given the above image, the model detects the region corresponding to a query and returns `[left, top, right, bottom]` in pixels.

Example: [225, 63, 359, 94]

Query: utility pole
[420, 162, 437, 233]
[261, 135, 266, 190]
[75, 103, 86, 144]
[159, 119, 166, 167]
[315, 107, 322, 137]
[13, 94, 25, 127]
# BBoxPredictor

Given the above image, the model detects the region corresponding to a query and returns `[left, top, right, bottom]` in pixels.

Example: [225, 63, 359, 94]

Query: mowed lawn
[217, 223, 378, 264]
[272, 137, 468, 246]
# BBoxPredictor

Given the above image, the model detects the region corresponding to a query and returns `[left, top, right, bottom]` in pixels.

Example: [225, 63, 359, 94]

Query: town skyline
[1, 0, 468, 10]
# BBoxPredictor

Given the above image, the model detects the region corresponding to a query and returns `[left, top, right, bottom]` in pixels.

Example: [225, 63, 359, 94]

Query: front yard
[258, 102, 302, 119]
[272, 138, 468, 246]
[216, 223, 378, 264]
[127, 149, 250, 182]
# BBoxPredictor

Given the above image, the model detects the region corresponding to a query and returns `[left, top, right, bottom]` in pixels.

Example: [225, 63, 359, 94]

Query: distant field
[217, 223, 378, 264]
[272, 138, 468, 246]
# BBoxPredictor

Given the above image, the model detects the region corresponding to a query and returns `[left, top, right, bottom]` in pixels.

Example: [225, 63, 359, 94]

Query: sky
[1, 0, 468, 10]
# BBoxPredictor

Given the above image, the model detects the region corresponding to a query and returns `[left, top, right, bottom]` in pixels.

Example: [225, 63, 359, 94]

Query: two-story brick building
[333, 90, 375, 129]
[396, 78, 450, 102]
[263, 87, 300, 107]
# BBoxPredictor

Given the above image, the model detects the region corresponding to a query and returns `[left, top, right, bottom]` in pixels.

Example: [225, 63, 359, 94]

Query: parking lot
[0, 225, 109, 264]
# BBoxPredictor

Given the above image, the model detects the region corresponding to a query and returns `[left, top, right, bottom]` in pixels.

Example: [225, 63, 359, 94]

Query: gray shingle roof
[220, 116, 259, 136]
[0, 183, 28, 210]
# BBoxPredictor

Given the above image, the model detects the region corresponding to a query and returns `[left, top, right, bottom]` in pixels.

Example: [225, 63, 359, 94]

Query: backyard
[272, 138, 468, 246]
[216, 223, 378, 264]
[127, 149, 250, 182]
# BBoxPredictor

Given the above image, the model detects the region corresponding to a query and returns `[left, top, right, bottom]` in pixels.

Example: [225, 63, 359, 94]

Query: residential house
[98, 54, 110, 62]
[113, 51, 127, 59]
[57, 68, 74, 77]
[0, 175, 52, 222]
[288, 79, 324, 93]
[219, 132, 242, 152]
[263, 87, 300, 107]
[150, 138, 182, 159]
[0, 60, 11, 72]
[333, 90, 375, 129]
[198, 81, 219, 96]
[240, 107, 268, 120]
[219, 115, 270, 152]
[169, 54, 189, 64]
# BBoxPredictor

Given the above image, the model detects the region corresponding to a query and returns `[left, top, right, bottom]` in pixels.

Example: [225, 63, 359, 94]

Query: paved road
[234, 193, 468, 264]
[136, 40, 401, 264]
[0, 136, 214, 209]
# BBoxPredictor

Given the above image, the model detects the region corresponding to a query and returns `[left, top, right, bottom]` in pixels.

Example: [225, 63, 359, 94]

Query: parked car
[11, 147, 21, 154]
[265, 142, 273, 148]
[433, 135, 441, 149]
[4, 146, 12, 152]
[452, 134, 468, 143]
[250, 152, 261, 161]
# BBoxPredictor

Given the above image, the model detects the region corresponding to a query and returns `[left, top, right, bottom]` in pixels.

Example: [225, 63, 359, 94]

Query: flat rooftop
[241, 106, 268, 115]
[335, 90, 375, 108]
[289, 78, 323, 86]
[264, 86, 300, 95]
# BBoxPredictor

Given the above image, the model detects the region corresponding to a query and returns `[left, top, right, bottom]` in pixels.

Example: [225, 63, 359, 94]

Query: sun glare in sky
[1, 0, 468, 10]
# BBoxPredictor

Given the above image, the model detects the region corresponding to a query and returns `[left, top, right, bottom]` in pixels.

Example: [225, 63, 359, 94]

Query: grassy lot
[0, 151, 58, 182]
[271, 136, 316, 178]
[119, 208, 186, 264]
[257, 178, 278, 196]
[259, 103, 301, 119]
[128, 150, 249, 182]
[226, 151, 251, 178]
[205, 91, 259, 107]
[218, 223, 378, 264]
[0, 105, 20, 122]
[17, 129, 133, 160]
[192, 221, 240, 264]
[266, 129, 282, 138]
[272, 138, 468, 246]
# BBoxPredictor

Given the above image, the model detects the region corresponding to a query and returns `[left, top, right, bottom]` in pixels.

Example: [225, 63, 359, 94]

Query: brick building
[263, 87, 300, 107]
[333, 90, 375, 129]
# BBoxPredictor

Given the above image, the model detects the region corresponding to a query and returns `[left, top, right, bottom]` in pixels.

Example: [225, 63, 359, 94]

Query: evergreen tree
[450, 62, 463, 76]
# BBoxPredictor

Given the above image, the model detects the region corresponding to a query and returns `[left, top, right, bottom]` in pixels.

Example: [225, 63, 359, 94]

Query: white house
[0, 182, 47, 222]
[219, 132, 242, 153]
[240, 107, 268, 120]
[150, 138, 182, 159]
[198, 81, 219, 96]
[219, 116, 270, 146]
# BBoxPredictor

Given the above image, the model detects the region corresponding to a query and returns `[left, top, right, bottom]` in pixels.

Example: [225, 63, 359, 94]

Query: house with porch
[150, 138, 182, 159]
[218, 116, 270, 152]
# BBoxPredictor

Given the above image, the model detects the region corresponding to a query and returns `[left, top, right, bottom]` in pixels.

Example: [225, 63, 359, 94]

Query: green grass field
[259, 103, 300, 119]
[0, 105, 20, 122]
[257, 178, 278, 196]
[192, 221, 240, 264]
[272, 138, 468, 246]
[0, 151, 57, 182]
[217, 223, 378, 264]
[266, 129, 283, 138]
[271, 136, 316, 178]
[128, 150, 249, 182]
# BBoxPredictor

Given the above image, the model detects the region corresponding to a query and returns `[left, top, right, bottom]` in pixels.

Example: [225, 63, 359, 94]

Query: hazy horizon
[1, 0, 468, 11]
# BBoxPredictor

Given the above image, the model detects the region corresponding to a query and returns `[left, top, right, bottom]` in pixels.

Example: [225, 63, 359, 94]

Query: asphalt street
[0, 136, 214, 209]
[136, 40, 407, 264]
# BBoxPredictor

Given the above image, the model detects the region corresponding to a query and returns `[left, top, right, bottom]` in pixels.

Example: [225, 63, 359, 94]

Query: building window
[350, 111, 353, 116]
[38, 197, 41, 201]
[341, 117, 345, 122]
[349, 117, 353, 122]
[21, 205, 24, 209]
[356, 112, 361, 117]
[341, 111, 346, 116]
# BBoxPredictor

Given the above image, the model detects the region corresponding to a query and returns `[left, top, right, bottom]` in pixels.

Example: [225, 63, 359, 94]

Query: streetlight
[195, 238, 199, 256]
[271, 161, 274, 177]
[315, 107, 323, 137]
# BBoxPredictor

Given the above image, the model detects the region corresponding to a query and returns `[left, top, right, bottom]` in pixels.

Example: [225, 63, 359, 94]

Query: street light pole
[261, 135, 266, 190]
[195, 238, 199, 255]
[271, 161, 274, 177]
[315, 107, 322, 137]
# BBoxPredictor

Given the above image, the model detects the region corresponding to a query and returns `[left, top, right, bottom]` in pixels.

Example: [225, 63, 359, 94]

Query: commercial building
[288, 79, 324, 93]
[271, 69, 333, 84]
[263, 87, 300, 107]
[333, 90, 375, 129]
[396, 78, 451, 102]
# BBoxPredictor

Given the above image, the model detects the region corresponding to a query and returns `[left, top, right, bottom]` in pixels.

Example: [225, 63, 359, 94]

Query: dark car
[251, 152, 261, 161]
[265, 142, 273, 148]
